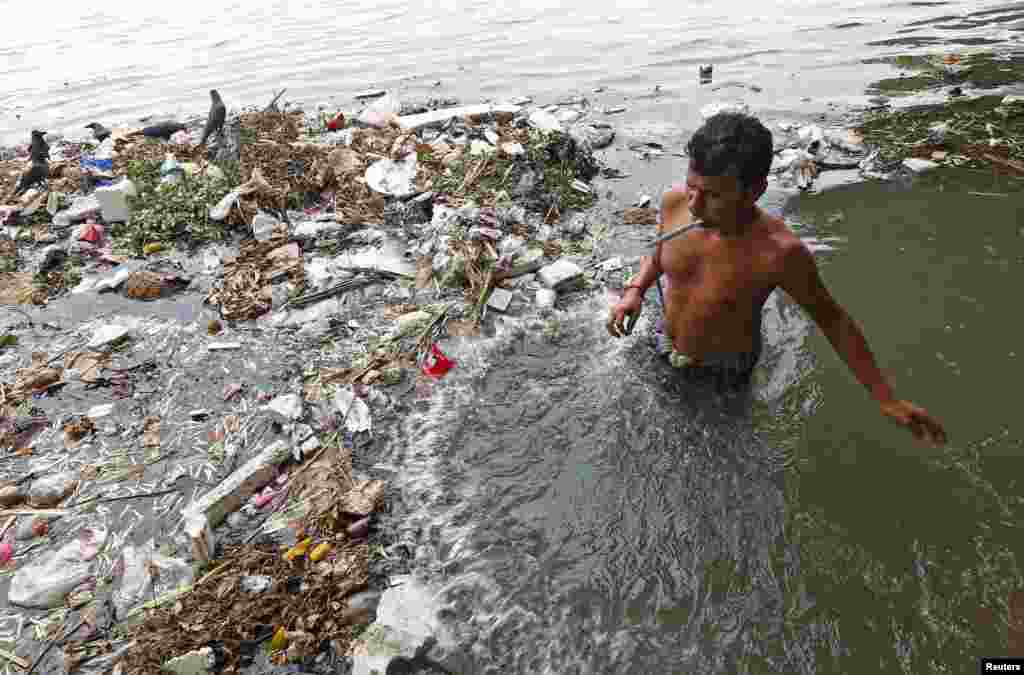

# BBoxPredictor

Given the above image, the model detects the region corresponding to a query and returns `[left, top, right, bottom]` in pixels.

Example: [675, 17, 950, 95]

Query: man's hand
[607, 288, 643, 337]
[879, 399, 948, 446]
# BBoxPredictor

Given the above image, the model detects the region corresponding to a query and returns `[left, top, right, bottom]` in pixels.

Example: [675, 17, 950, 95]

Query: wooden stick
[984, 153, 1024, 174]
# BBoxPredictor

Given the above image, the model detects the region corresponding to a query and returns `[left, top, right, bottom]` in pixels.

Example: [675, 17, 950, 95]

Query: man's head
[684, 112, 773, 229]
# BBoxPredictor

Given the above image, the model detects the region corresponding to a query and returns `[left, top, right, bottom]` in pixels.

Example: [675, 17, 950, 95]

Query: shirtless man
[608, 112, 947, 446]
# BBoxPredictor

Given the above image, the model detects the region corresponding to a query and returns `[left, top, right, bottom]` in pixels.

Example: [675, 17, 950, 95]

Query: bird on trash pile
[85, 122, 111, 142]
[200, 89, 227, 146]
[136, 121, 187, 140]
[29, 129, 50, 160]
[14, 134, 50, 197]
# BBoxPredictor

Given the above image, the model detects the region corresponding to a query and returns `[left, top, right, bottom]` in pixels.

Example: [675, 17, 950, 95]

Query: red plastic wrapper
[327, 112, 345, 131]
[421, 343, 455, 379]
[78, 222, 105, 243]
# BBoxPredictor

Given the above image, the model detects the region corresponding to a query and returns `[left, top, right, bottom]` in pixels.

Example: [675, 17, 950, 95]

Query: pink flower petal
[0, 541, 13, 565]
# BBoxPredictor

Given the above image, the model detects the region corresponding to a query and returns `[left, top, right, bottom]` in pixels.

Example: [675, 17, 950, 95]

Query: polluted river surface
[369, 167, 1024, 674]
[3, 0, 1024, 145]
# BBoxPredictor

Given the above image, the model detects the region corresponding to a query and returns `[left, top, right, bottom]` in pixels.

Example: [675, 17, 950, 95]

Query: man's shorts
[650, 285, 761, 387]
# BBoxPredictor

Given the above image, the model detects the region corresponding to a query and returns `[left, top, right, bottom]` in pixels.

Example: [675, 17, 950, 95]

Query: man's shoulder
[754, 210, 801, 250]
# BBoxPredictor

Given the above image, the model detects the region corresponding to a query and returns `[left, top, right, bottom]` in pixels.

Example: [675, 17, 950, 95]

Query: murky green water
[380, 169, 1024, 674]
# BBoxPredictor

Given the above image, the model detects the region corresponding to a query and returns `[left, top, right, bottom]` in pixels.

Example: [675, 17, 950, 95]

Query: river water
[2, 0, 1023, 146]
[5, 0, 1024, 673]
[374, 163, 1024, 673]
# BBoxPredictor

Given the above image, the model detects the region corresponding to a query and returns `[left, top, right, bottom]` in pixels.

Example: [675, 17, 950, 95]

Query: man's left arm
[779, 241, 948, 446]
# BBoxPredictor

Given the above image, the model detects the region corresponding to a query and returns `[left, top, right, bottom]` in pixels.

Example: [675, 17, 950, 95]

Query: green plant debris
[542, 317, 562, 341]
[866, 50, 1024, 95]
[62, 254, 84, 289]
[432, 129, 596, 211]
[239, 126, 258, 145]
[114, 159, 236, 255]
[857, 94, 1024, 167]
[208, 440, 225, 466]
[525, 129, 597, 211]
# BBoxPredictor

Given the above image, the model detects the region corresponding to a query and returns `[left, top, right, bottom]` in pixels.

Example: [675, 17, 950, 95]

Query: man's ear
[745, 177, 768, 204]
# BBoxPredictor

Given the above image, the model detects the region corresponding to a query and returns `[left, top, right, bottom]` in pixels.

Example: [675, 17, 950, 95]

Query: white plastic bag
[365, 154, 417, 197]
[94, 178, 137, 223]
[209, 190, 240, 221]
[113, 539, 194, 619]
[9, 527, 107, 609]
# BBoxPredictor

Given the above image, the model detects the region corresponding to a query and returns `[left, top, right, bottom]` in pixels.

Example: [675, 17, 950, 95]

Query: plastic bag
[209, 190, 240, 221]
[358, 92, 402, 128]
[334, 387, 373, 433]
[112, 539, 194, 619]
[9, 527, 107, 609]
[365, 154, 417, 197]
[160, 157, 184, 185]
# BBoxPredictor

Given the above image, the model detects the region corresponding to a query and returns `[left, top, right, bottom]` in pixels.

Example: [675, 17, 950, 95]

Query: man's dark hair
[685, 112, 773, 189]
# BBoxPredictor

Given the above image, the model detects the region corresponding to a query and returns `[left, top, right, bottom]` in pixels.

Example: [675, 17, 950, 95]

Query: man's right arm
[607, 186, 684, 337]
[624, 252, 662, 298]
[626, 186, 688, 295]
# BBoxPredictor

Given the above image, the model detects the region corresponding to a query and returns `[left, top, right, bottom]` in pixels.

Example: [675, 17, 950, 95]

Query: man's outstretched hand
[879, 399, 948, 446]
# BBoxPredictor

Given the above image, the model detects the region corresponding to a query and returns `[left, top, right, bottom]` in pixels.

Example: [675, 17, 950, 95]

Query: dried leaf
[289, 442, 353, 516]
[141, 416, 161, 447]
[446, 320, 480, 338]
[303, 379, 325, 402]
[81, 605, 98, 630]
[415, 255, 433, 290]
[63, 416, 95, 449]
[63, 651, 85, 674]
[339, 479, 385, 516]
[223, 415, 241, 433]
[381, 304, 418, 320]
[64, 351, 109, 384]
[622, 207, 658, 225]
[0, 272, 44, 306]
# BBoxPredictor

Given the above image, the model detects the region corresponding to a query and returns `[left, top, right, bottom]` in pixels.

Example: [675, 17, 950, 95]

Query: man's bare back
[656, 187, 797, 358]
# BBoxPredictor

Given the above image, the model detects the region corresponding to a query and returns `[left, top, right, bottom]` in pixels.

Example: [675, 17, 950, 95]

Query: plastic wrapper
[8, 527, 107, 609]
[365, 154, 417, 197]
[112, 539, 195, 619]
